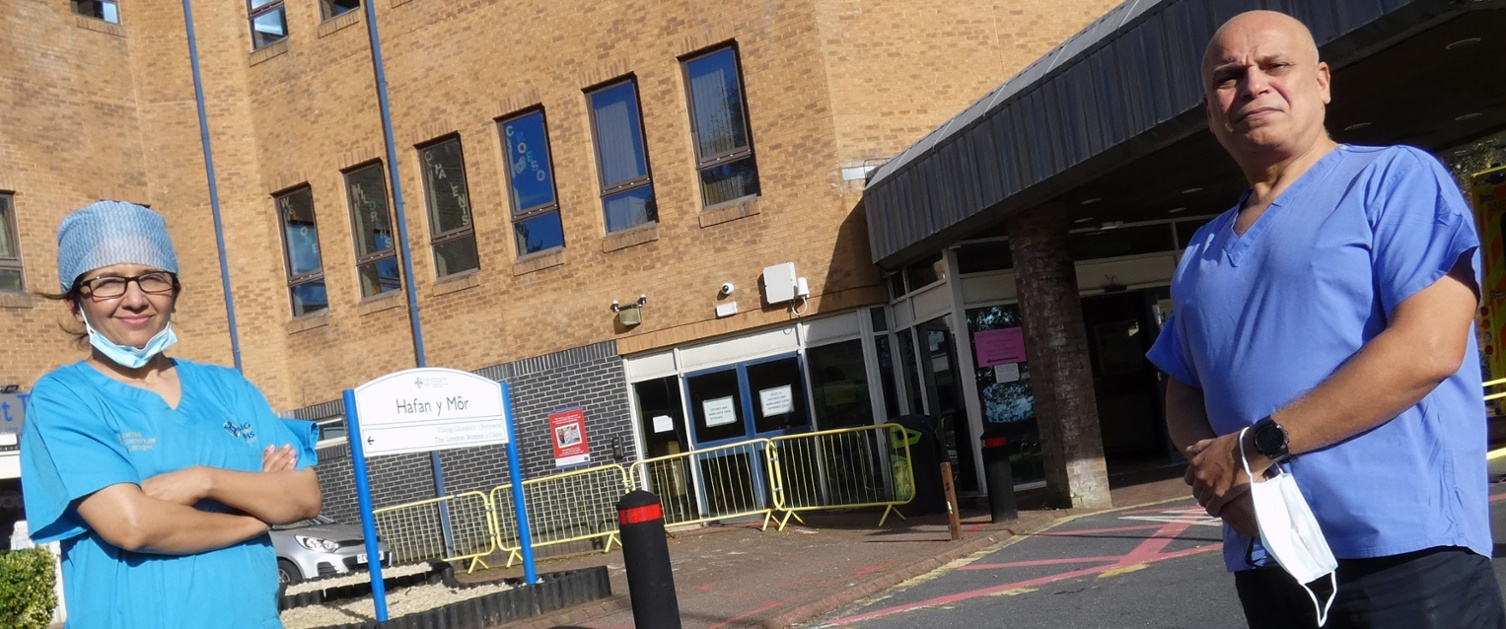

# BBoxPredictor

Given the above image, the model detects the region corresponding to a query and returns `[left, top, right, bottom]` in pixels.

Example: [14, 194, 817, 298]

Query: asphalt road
[805, 482, 1506, 629]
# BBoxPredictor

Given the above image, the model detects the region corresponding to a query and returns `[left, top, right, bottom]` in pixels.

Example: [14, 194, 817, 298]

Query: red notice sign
[549, 408, 590, 467]
[974, 327, 1027, 367]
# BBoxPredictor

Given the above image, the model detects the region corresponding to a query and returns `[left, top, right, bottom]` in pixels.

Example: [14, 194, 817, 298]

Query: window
[274, 187, 328, 316]
[0, 195, 22, 292]
[418, 137, 480, 277]
[807, 340, 870, 428]
[1068, 224, 1174, 261]
[956, 241, 1013, 274]
[683, 47, 759, 206]
[72, 0, 120, 23]
[588, 79, 657, 233]
[500, 110, 566, 255]
[248, 0, 287, 49]
[904, 253, 945, 290]
[320, 0, 360, 20]
[344, 163, 402, 298]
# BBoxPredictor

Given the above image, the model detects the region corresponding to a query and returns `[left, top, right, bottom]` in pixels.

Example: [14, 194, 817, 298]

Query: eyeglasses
[79, 271, 178, 300]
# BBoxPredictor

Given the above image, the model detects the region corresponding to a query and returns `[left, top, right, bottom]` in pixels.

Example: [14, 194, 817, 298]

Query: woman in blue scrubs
[20, 201, 322, 628]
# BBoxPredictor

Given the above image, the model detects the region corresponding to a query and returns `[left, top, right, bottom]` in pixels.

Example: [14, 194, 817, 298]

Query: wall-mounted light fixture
[611, 294, 648, 327]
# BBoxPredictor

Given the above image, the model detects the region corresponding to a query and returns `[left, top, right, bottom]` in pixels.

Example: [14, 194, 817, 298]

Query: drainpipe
[361, 0, 450, 534]
[180, 0, 243, 372]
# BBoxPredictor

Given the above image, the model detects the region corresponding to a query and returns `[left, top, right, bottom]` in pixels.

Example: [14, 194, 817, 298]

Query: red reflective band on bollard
[619, 503, 663, 526]
[982, 436, 1009, 448]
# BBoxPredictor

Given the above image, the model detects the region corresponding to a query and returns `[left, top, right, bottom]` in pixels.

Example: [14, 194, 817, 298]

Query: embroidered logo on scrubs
[222, 421, 257, 444]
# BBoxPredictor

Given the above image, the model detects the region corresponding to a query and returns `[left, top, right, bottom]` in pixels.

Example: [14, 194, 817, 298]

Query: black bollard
[617, 489, 682, 629]
[981, 436, 1018, 522]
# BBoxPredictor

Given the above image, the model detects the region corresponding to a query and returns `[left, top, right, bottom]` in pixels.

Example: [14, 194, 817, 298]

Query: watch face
[1254, 421, 1285, 456]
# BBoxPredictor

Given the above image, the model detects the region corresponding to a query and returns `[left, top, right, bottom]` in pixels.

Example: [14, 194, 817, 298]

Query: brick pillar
[1005, 203, 1111, 509]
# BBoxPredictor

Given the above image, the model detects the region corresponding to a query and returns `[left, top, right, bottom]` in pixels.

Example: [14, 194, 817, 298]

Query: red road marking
[1119, 505, 1199, 515]
[1033, 523, 1171, 536]
[704, 598, 794, 629]
[1491, 492, 1506, 503]
[818, 515, 1217, 626]
[961, 556, 1122, 570]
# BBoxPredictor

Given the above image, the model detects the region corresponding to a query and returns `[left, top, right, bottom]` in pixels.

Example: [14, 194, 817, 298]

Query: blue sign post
[343, 368, 537, 621]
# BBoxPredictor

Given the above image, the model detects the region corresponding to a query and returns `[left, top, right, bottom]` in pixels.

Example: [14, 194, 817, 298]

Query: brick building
[0, 0, 1121, 523]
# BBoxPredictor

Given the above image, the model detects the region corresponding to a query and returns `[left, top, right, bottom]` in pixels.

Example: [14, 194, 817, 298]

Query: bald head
[1201, 10, 1335, 178]
[1203, 11, 1319, 78]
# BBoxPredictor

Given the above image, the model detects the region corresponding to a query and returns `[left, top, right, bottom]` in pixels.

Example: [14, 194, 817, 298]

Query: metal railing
[366, 424, 918, 571]
[630, 439, 779, 530]
[490, 463, 632, 567]
[1484, 377, 1506, 403]
[767, 424, 912, 529]
[371, 490, 497, 571]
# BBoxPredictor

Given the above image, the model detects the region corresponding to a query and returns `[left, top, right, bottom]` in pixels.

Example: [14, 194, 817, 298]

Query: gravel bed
[284, 562, 435, 596]
[280, 577, 519, 629]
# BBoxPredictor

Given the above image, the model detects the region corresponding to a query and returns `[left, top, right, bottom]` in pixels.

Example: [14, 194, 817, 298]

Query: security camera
[719, 282, 735, 296]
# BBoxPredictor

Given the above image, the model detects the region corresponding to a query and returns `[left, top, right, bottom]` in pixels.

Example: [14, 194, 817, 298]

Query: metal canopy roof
[863, 0, 1506, 269]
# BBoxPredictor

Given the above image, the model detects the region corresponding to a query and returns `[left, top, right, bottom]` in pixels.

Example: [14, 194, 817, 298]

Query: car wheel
[278, 559, 301, 585]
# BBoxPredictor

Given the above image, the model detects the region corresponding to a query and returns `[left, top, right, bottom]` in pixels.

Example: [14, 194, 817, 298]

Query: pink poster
[974, 327, 1027, 367]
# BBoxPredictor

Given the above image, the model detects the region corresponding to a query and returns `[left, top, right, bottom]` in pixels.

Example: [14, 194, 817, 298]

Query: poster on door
[549, 407, 590, 467]
[974, 327, 1027, 367]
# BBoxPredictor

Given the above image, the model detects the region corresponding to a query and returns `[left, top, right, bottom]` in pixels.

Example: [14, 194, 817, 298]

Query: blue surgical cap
[56, 201, 179, 291]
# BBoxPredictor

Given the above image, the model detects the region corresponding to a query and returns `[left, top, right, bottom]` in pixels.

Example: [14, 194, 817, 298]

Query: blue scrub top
[1148, 145, 1491, 571]
[20, 359, 319, 628]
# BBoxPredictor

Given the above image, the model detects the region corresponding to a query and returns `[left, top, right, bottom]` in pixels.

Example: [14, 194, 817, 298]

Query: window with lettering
[419, 137, 480, 277]
[588, 79, 658, 233]
[344, 163, 402, 298]
[0, 194, 23, 292]
[500, 110, 565, 255]
[684, 46, 759, 207]
[275, 187, 327, 316]
[248, 0, 287, 50]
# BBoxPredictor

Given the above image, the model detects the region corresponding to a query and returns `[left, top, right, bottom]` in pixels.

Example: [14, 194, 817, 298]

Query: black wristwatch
[1251, 417, 1292, 464]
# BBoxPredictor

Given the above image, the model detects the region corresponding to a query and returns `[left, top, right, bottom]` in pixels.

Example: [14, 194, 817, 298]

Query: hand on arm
[1166, 377, 1254, 526]
[76, 483, 269, 554]
[142, 443, 321, 525]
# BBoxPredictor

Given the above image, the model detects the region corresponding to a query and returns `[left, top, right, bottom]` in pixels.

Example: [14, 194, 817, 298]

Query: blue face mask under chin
[83, 317, 178, 369]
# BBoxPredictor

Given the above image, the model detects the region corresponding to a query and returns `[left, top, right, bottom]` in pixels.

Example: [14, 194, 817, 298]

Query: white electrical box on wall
[762, 262, 798, 304]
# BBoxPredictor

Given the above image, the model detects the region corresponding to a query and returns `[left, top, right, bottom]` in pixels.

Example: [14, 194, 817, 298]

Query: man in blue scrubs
[1147, 10, 1504, 628]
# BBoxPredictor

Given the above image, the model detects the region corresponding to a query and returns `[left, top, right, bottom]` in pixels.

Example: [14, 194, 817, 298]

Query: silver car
[270, 515, 390, 584]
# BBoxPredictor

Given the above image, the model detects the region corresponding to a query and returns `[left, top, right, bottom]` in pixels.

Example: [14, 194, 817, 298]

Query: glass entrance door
[1080, 289, 1169, 470]
[916, 318, 976, 492]
[682, 354, 811, 515]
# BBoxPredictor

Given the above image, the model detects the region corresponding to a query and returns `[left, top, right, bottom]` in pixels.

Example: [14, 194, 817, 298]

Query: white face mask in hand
[1238, 426, 1338, 627]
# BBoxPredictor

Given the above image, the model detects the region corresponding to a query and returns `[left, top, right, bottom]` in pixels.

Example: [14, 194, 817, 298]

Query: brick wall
[2, 0, 1121, 428]
[1006, 203, 1110, 509]
[302, 341, 632, 522]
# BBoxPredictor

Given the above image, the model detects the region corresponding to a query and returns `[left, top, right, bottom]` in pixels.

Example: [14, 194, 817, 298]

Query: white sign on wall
[652, 415, 675, 433]
[352, 368, 508, 458]
[703, 396, 739, 427]
[759, 385, 793, 416]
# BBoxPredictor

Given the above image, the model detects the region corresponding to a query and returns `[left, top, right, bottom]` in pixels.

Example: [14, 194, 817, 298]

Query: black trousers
[1235, 547, 1506, 629]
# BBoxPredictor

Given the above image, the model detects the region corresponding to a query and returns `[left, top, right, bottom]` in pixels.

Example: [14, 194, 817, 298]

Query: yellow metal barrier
[489, 463, 633, 567]
[766, 424, 913, 530]
[630, 439, 778, 530]
[372, 490, 497, 572]
[369, 427, 916, 571]
[1484, 377, 1506, 403]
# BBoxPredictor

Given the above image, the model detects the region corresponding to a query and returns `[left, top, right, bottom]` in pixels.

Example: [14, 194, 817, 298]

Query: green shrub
[0, 547, 57, 629]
